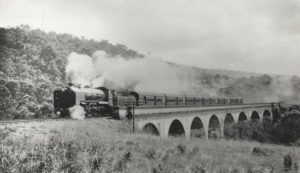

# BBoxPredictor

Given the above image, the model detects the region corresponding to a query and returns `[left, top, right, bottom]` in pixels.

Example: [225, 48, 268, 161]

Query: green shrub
[5, 80, 20, 97]
[284, 154, 292, 171]
[271, 113, 300, 145]
[226, 121, 270, 142]
[14, 106, 35, 119]
[37, 102, 54, 118]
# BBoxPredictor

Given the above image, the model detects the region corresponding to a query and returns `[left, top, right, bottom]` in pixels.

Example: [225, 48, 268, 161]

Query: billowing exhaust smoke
[66, 51, 199, 94]
[66, 53, 97, 87]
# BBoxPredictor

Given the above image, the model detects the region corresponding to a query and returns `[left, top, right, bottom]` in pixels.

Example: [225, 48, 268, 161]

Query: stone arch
[190, 117, 205, 139]
[208, 115, 221, 139]
[224, 113, 234, 138]
[143, 123, 159, 136]
[168, 119, 185, 137]
[262, 110, 271, 120]
[238, 112, 247, 122]
[250, 111, 260, 122]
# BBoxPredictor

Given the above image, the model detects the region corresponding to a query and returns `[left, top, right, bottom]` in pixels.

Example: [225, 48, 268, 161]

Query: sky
[0, 0, 300, 76]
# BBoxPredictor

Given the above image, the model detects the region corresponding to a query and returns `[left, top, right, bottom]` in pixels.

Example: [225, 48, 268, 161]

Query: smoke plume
[66, 51, 199, 94]
[66, 53, 97, 87]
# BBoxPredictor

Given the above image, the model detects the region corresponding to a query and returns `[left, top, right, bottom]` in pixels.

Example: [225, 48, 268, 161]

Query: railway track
[0, 117, 72, 125]
[0, 116, 110, 125]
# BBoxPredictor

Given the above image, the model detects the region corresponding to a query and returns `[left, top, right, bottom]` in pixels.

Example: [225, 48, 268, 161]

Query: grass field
[0, 118, 299, 173]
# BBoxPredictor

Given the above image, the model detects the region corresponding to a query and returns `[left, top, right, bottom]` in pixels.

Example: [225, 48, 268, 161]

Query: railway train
[53, 84, 243, 119]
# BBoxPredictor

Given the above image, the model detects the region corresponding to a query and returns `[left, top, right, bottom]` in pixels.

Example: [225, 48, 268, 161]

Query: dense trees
[225, 121, 272, 142]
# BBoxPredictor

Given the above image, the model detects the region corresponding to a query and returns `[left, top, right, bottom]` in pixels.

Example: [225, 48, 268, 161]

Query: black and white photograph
[0, 0, 300, 172]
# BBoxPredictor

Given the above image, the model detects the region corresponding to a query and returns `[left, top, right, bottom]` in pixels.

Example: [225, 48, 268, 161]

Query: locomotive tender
[54, 84, 243, 119]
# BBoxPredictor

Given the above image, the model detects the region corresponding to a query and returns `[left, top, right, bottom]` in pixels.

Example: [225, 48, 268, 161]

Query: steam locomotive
[53, 84, 243, 118]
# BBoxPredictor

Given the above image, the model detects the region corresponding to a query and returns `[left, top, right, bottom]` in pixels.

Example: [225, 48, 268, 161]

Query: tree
[5, 80, 20, 97]
[0, 85, 12, 119]
[0, 85, 10, 98]
[259, 74, 272, 86]
[19, 81, 35, 96]
[0, 79, 6, 85]
[14, 106, 34, 119]
[272, 113, 300, 144]
[39, 46, 57, 65]
[37, 102, 54, 117]
[228, 121, 269, 142]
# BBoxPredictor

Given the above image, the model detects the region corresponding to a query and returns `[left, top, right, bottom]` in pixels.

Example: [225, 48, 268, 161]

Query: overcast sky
[0, 0, 299, 75]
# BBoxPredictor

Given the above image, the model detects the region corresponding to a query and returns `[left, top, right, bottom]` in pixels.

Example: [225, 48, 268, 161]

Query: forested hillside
[0, 25, 143, 119]
[0, 25, 300, 119]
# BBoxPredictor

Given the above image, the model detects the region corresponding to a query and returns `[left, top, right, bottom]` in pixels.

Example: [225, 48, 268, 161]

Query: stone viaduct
[134, 103, 279, 140]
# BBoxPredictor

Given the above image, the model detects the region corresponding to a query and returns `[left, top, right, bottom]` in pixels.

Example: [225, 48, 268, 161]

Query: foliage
[226, 121, 271, 143]
[37, 102, 54, 118]
[5, 80, 19, 97]
[271, 113, 300, 145]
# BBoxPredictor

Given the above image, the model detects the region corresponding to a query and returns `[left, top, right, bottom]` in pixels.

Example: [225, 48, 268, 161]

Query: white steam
[66, 51, 198, 94]
[70, 86, 104, 95]
[66, 53, 97, 87]
[69, 105, 85, 120]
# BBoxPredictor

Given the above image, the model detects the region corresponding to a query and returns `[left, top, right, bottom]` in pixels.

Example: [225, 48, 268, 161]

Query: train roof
[131, 90, 242, 99]
[56, 85, 243, 99]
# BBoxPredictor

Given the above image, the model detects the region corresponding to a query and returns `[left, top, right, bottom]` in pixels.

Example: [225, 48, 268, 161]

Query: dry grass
[0, 118, 299, 173]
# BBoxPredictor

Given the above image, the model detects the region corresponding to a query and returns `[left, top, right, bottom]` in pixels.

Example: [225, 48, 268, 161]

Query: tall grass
[0, 119, 299, 172]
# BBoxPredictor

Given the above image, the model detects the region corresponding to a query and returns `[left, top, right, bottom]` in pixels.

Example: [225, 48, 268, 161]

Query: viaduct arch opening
[263, 110, 271, 120]
[143, 123, 159, 136]
[224, 113, 234, 138]
[251, 111, 260, 122]
[190, 117, 205, 139]
[208, 115, 221, 139]
[168, 119, 185, 137]
[238, 112, 247, 122]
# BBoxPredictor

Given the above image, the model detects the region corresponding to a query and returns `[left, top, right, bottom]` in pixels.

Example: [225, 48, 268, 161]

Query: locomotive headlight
[56, 111, 61, 116]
